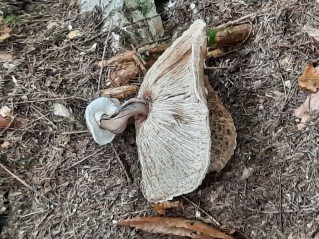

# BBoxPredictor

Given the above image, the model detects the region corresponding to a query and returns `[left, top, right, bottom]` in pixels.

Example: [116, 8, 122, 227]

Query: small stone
[241, 167, 254, 180]
[195, 210, 201, 218]
[284, 80, 292, 89]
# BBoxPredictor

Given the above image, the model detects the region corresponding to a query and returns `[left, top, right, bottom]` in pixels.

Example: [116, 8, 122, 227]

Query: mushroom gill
[87, 19, 237, 203]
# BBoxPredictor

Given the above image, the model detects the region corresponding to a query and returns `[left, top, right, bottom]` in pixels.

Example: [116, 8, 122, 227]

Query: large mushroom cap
[135, 19, 210, 202]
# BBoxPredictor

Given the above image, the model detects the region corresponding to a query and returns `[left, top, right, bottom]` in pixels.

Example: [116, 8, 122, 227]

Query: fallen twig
[0, 163, 56, 205]
[98, 25, 113, 93]
[111, 143, 132, 184]
[63, 148, 104, 170]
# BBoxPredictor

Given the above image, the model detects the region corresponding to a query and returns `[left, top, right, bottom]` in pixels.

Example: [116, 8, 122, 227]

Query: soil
[1, 0, 319, 239]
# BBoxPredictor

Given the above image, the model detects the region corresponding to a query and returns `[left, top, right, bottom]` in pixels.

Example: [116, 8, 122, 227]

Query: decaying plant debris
[1, 1, 319, 239]
[115, 216, 235, 239]
[97, 23, 251, 88]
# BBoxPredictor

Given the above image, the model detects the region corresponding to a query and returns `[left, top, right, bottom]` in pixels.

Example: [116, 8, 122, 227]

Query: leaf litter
[1, 1, 319, 239]
[294, 62, 319, 130]
[115, 216, 234, 239]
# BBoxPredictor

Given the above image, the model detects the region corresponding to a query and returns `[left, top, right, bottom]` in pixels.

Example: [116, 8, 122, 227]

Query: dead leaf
[1, 141, 10, 148]
[0, 33, 10, 43]
[154, 201, 181, 215]
[0, 116, 13, 128]
[0, 106, 11, 117]
[294, 91, 319, 130]
[298, 62, 319, 93]
[0, 115, 27, 129]
[115, 216, 234, 239]
[67, 30, 82, 39]
[100, 85, 139, 99]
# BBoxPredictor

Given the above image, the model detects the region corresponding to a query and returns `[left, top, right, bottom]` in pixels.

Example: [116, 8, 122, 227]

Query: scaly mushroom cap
[204, 76, 237, 173]
[135, 19, 210, 202]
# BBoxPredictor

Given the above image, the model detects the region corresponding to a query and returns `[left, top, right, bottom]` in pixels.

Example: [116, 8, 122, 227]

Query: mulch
[1, 0, 319, 238]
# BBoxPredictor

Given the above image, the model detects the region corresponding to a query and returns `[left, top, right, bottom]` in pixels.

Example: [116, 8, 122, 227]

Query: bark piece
[208, 24, 252, 48]
[100, 85, 139, 99]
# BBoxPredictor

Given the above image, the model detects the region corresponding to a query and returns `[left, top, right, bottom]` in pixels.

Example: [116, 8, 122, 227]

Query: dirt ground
[1, 0, 319, 238]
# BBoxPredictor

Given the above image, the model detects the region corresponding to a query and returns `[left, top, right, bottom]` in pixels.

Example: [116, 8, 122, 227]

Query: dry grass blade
[115, 216, 234, 239]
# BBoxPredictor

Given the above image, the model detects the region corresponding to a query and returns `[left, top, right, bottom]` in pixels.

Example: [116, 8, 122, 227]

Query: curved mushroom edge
[136, 19, 210, 203]
[85, 97, 119, 145]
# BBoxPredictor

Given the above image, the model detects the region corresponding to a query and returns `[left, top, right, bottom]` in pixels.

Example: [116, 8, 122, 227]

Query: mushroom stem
[100, 99, 149, 134]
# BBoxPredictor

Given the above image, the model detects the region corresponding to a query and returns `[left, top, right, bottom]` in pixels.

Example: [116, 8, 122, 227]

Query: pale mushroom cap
[135, 19, 210, 202]
[85, 97, 119, 145]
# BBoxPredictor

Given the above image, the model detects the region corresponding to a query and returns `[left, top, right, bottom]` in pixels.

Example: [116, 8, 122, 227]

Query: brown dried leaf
[0, 115, 28, 129]
[115, 216, 234, 239]
[298, 62, 319, 93]
[100, 85, 139, 99]
[294, 91, 319, 130]
[154, 201, 181, 215]
[0, 116, 13, 128]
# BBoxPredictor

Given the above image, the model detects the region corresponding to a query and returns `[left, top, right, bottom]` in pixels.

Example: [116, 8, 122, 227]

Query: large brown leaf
[115, 216, 234, 239]
[298, 62, 319, 93]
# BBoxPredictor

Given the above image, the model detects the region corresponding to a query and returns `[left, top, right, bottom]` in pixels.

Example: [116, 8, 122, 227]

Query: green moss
[5, 14, 21, 24]
[207, 29, 219, 47]
[207, 26, 234, 47]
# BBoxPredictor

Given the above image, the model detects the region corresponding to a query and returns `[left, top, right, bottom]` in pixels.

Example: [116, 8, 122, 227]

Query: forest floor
[1, 0, 319, 238]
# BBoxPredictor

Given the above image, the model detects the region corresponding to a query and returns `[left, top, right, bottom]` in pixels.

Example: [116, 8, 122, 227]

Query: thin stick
[14, 96, 88, 104]
[111, 143, 132, 183]
[0, 163, 34, 191]
[98, 25, 113, 94]
[31, 105, 57, 129]
[61, 130, 89, 135]
[0, 163, 56, 205]
[204, 66, 230, 70]
[279, 174, 283, 233]
[64, 148, 104, 170]
[182, 196, 221, 226]
[213, 11, 261, 29]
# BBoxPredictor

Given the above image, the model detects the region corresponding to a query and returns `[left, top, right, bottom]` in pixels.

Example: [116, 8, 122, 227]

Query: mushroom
[86, 19, 237, 203]
[85, 97, 120, 145]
